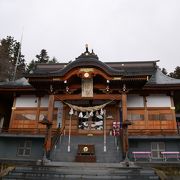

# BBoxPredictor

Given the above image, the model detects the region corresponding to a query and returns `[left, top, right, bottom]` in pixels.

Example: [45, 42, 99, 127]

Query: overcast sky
[0, 0, 180, 72]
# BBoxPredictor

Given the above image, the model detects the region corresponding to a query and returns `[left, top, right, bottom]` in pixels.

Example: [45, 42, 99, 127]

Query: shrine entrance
[63, 100, 117, 136]
[78, 110, 104, 131]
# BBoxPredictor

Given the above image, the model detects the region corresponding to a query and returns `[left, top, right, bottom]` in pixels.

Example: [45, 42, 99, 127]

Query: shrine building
[0, 46, 180, 163]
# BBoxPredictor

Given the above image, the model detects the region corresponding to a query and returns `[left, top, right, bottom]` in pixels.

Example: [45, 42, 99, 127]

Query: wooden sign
[82, 78, 93, 97]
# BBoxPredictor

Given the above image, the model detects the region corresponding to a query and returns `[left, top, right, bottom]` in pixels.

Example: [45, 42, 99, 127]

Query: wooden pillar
[123, 124, 128, 158]
[67, 114, 72, 152]
[47, 95, 54, 122]
[103, 110, 107, 152]
[121, 92, 128, 158]
[36, 97, 41, 129]
[122, 93, 127, 122]
[9, 94, 16, 129]
[45, 95, 54, 157]
[170, 93, 177, 130]
[143, 96, 148, 129]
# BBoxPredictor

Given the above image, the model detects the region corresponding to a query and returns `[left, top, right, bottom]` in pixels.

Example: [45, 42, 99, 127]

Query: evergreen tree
[48, 57, 58, 64]
[0, 36, 26, 81]
[26, 60, 36, 73]
[0, 37, 12, 81]
[173, 66, 180, 79]
[11, 41, 26, 80]
[168, 66, 180, 113]
[169, 66, 180, 79]
[161, 68, 167, 75]
[26, 52, 59, 73]
[35, 49, 49, 63]
[169, 72, 174, 78]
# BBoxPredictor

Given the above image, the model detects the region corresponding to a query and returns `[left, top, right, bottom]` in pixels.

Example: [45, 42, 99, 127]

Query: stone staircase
[50, 135, 122, 163]
[3, 163, 159, 180]
[2, 135, 160, 179]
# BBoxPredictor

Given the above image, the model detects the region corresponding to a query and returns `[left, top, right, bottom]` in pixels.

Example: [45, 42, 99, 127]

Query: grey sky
[0, 0, 180, 73]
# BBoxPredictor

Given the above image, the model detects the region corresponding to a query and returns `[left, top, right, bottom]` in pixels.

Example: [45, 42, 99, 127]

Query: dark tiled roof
[0, 78, 31, 88]
[26, 58, 125, 77]
[26, 59, 157, 78]
[50, 57, 125, 76]
[146, 68, 180, 85]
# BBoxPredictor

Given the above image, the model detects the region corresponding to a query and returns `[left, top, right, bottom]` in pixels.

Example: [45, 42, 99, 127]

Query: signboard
[82, 78, 93, 97]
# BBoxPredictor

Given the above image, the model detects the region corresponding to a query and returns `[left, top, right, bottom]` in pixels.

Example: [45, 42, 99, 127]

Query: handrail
[0, 128, 57, 135]
[161, 151, 180, 161]
[128, 129, 178, 135]
[0, 128, 179, 136]
[132, 151, 152, 161]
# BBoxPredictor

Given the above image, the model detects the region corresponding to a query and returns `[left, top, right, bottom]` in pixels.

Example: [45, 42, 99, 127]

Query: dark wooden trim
[9, 97, 16, 128]
[121, 92, 127, 157]
[170, 96, 177, 129]
[36, 97, 41, 128]
[147, 107, 172, 110]
[54, 94, 121, 101]
[45, 95, 55, 153]
[143, 96, 148, 129]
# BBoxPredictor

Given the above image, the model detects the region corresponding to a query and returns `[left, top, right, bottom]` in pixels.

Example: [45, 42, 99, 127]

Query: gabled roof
[30, 60, 157, 77]
[27, 58, 125, 77]
[1, 47, 180, 91]
[25, 47, 157, 78]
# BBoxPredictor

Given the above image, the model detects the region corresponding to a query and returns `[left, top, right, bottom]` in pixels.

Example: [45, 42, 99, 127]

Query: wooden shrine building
[0, 46, 180, 163]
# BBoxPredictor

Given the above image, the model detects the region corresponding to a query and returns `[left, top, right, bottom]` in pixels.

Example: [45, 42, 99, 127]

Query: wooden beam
[69, 84, 107, 89]
[47, 95, 54, 122]
[9, 96, 16, 128]
[36, 97, 41, 129]
[45, 95, 54, 154]
[54, 94, 121, 101]
[143, 96, 148, 129]
[121, 93, 127, 122]
[121, 92, 127, 158]
[170, 94, 177, 130]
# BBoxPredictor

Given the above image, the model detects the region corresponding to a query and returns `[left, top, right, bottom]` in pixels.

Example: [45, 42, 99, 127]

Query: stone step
[3, 165, 159, 180]
[51, 135, 122, 162]
[3, 175, 159, 180]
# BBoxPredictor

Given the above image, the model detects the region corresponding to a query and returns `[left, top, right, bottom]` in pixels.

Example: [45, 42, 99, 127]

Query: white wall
[15, 95, 38, 107]
[146, 94, 171, 107]
[127, 95, 144, 107]
[40, 96, 49, 107]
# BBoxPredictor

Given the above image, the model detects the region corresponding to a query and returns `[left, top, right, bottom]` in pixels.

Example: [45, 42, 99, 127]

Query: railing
[132, 151, 152, 161]
[132, 151, 180, 162]
[128, 129, 178, 136]
[0, 128, 178, 136]
[0, 128, 58, 136]
[161, 151, 180, 161]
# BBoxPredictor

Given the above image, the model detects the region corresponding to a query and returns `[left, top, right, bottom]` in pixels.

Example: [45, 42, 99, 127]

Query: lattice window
[17, 141, 32, 156]
[149, 113, 173, 120]
[128, 113, 144, 121]
[151, 142, 165, 159]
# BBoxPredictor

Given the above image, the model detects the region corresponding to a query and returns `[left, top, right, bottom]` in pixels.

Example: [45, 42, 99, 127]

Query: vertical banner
[112, 121, 120, 136]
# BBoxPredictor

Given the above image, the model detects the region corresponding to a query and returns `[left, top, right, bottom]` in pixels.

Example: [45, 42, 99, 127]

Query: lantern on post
[122, 120, 132, 162]
[39, 117, 53, 161]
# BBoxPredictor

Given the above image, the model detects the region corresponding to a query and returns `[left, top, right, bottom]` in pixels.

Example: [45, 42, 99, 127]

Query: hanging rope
[63, 100, 113, 112]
